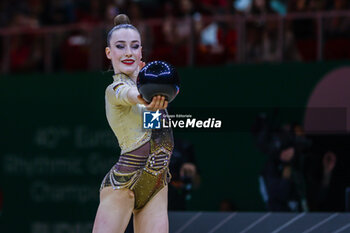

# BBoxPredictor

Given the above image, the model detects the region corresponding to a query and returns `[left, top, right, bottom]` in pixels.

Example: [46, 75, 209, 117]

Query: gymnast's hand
[131, 61, 146, 81]
[137, 95, 168, 111]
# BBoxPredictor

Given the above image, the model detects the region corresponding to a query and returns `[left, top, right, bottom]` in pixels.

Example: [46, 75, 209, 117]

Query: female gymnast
[92, 14, 173, 233]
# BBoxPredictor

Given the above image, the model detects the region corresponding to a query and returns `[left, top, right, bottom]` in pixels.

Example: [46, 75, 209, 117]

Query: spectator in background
[3, 0, 350, 73]
[287, 0, 308, 12]
[222, 19, 238, 63]
[269, 0, 288, 15]
[8, 11, 43, 72]
[168, 138, 200, 210]
[305, 151, 337, 211]
[0, 0, 11, 27]
[323, 0, 350, 59]
[288, 0, 317, 60]
[10, 35, 43, 72]
[76, 0, 104, 25]
[172, 0, 197, 46]
[324, 0, 350, 38]
[308, 0, 327, 11]
[261, 143, 308, 211]
[9, 11, 39, 28]
[24, 0, 44, 26]
[196, 18, 227, 65]
[42, 0, 76, 25]
[254, 117, 338, 212]
[247, 0, 300, 63]
[152, 1, 176, 62]
[245, 22, 264, 62]
[261, 19, 301, 62]
[154, 0, 201, 66]
[60, 0, 107, 71]
[196, 0, 231, 15]
[261, 20, 279, 62]
[60, 30, 89, 71]
[195, 1, 237, 65]
[250, 0, 273, 15]
[245, 0, 276, 62]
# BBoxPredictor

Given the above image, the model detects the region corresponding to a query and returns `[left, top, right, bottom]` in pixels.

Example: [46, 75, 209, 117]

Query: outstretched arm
[128, 61, 168, 111]
[127, 87, 168, 111]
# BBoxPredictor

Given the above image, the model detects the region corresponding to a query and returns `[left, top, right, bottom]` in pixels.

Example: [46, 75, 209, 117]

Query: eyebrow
[115, 40, 140, 44]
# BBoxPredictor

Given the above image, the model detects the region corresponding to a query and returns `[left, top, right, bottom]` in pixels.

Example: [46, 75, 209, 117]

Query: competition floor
[168, 212, 350, 233]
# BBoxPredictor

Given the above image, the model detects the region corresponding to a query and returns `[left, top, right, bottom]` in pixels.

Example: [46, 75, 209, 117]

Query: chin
[121, 69, 134, 76]
[121, 67, 137, 76]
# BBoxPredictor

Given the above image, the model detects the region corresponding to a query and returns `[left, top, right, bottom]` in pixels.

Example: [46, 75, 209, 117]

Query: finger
[147, 97, 157, 110]
[159, 96, 165, 109]
[139, 61, 146, 69]
[155, 95, 161, 109]
[151, 96, 160, 109]
[164, 100, 168, 109]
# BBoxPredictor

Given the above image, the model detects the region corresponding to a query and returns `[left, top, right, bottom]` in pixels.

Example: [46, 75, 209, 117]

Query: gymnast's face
[106, 28, 142, 77]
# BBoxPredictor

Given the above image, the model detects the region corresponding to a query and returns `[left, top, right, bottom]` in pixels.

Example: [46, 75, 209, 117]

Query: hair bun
[114, 14, 131, 26]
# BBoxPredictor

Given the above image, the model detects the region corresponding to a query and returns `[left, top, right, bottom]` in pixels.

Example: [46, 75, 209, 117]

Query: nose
[125, 46, 132, 57]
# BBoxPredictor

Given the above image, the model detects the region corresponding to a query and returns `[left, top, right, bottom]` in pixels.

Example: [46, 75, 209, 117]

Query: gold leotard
[100, 117, 173, 209]
[100, 73, 173, 210]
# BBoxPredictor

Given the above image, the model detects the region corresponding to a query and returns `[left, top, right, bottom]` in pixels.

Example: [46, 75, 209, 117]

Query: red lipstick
[122, 59, 135, 65]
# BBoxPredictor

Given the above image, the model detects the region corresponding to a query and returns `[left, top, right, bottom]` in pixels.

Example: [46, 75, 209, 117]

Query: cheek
[135, 49, 142, 60]
[111, 49, 122, 59]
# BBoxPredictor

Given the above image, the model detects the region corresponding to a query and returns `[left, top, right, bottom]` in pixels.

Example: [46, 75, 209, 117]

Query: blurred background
[1, 0, 350, 232]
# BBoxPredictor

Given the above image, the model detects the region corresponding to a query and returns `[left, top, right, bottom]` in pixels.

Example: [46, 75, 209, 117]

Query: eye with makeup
[132, 44, 140, 49]
[116, 44, 125, 49]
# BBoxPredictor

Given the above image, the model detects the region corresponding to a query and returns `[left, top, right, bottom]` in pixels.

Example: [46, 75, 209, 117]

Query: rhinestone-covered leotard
[100, 110, 173, 210]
